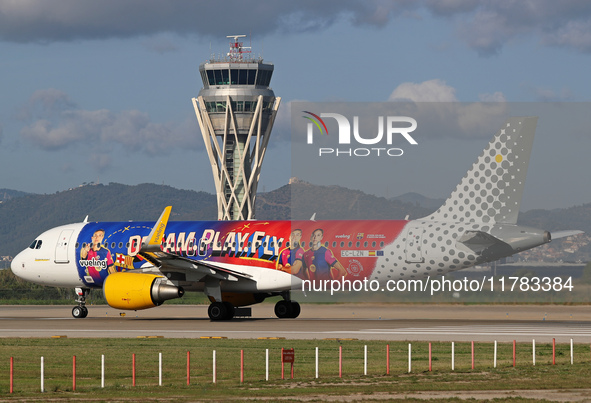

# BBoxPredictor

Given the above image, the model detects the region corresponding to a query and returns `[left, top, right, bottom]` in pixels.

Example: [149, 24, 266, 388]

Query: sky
[1, 0, 591, 211]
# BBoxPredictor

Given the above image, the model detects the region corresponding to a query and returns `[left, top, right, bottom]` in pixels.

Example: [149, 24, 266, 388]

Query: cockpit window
[29, 240, 43, 249]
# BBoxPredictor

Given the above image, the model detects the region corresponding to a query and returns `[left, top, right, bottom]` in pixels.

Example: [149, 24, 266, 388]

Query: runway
[1, 304, 590, 342]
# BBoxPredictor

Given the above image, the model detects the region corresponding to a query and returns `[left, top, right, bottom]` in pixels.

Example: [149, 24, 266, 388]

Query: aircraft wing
[139, 249, 253, 283]
[551, 230, 584, 240]
[136, 206, 254, 283]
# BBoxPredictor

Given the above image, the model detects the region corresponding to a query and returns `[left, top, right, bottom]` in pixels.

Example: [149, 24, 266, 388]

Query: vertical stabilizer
[427, 117, 537, 225]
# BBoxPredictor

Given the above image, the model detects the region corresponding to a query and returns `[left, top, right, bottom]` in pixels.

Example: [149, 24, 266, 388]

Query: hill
[0, 183, 217, 257]
[0, 189, 31, 203]
[1, 182, 589, 260]
[257, 182, 431, 220]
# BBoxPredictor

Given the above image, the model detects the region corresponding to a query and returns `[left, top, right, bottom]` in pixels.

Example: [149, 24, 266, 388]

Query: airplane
[10, 116, 582, 320]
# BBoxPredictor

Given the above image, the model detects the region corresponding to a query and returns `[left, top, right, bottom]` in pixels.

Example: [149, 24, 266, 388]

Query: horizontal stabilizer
[551, 230, 584, 240]
[457, 230, 506, 248]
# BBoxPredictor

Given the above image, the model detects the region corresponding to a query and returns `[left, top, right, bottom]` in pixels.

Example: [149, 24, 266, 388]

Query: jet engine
[103, 272, 184, 310]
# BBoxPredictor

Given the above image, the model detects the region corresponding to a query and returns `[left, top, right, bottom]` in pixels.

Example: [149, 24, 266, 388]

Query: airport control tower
[192, 35, 281, 220]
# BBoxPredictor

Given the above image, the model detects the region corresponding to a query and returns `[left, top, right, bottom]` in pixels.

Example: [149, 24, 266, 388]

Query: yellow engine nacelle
[103, 272, 184, 310]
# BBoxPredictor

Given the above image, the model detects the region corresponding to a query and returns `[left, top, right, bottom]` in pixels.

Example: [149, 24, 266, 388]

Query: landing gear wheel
[72, 306, 87, 319]
[208, 302, 228, 321]
[274, 300, 292, 319]
[72, 287, 89, 319]
[223, 302, 235, 320]
[289, 301, 301, 319]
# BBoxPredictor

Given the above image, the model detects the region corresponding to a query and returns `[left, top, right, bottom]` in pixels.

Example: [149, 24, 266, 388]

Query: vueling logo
[303, 112, 418, 157]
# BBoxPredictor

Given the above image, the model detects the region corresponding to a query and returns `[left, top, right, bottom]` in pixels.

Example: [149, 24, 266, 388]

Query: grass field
[0, 338, 590, 401]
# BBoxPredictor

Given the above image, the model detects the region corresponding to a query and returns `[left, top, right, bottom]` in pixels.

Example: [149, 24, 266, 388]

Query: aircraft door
[55, 229, 74, 264]
[405, 226, 425, 263]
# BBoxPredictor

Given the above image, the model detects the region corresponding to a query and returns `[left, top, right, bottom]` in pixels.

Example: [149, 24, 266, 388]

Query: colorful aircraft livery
[75, 220, 404, 287]
[10, 117, 583, 320]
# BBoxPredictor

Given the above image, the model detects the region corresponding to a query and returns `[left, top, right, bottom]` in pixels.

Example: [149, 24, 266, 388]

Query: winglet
[142, 206, 172, 252]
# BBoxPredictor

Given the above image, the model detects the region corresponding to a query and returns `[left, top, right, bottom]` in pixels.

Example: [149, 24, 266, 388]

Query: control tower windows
[202, 68, 272, 87]
[214, 70, 222, 85]
[256, 70, 273, 86]
[247, 70, 256, 85]
[200, 70, 209, 87]
[239, 70, 247, 84]
[206, 70, 215, 85]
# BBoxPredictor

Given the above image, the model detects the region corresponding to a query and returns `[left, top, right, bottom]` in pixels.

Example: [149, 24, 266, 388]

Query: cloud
[18, 89, 201, 158]
[388, 79, 508, 138]
[520, 84, 574, 102]
[16, 88, 76, 120]
[388, 79, 458, 102]
[142, 36, 179, 54]
[0, 0, 417, 43]
[543, 19, 591, 52]
[478, 92, 506, 102]
[2, 1, 591, 56]
[436, 1, 591, 56]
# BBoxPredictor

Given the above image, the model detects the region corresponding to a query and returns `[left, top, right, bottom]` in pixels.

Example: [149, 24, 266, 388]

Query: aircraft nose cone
[10, 251, 23, 277]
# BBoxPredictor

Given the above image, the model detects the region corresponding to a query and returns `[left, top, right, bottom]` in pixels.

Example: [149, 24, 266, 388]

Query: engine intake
[103, 272, 184, 310]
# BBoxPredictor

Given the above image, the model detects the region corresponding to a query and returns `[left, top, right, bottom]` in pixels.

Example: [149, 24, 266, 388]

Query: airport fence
[1, 337, 590, 394]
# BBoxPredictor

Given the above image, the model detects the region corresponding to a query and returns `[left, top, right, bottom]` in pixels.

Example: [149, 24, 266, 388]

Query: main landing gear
[274, 299, 301, 319]
[208, 301, 235, 321]
[72, 288, 89, 319]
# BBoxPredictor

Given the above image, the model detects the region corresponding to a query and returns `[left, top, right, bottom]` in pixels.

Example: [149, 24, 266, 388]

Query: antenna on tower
[226, 35, 251, 62]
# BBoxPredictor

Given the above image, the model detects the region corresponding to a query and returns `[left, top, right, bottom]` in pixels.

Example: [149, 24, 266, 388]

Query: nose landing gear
[72, 287, 89, 318]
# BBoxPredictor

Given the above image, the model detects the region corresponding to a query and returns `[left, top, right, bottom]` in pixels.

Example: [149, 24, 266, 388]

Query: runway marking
[350, 324, 591, 337]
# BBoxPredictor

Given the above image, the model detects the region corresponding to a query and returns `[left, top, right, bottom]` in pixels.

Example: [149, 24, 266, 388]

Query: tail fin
[426, 117, 537, 225]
